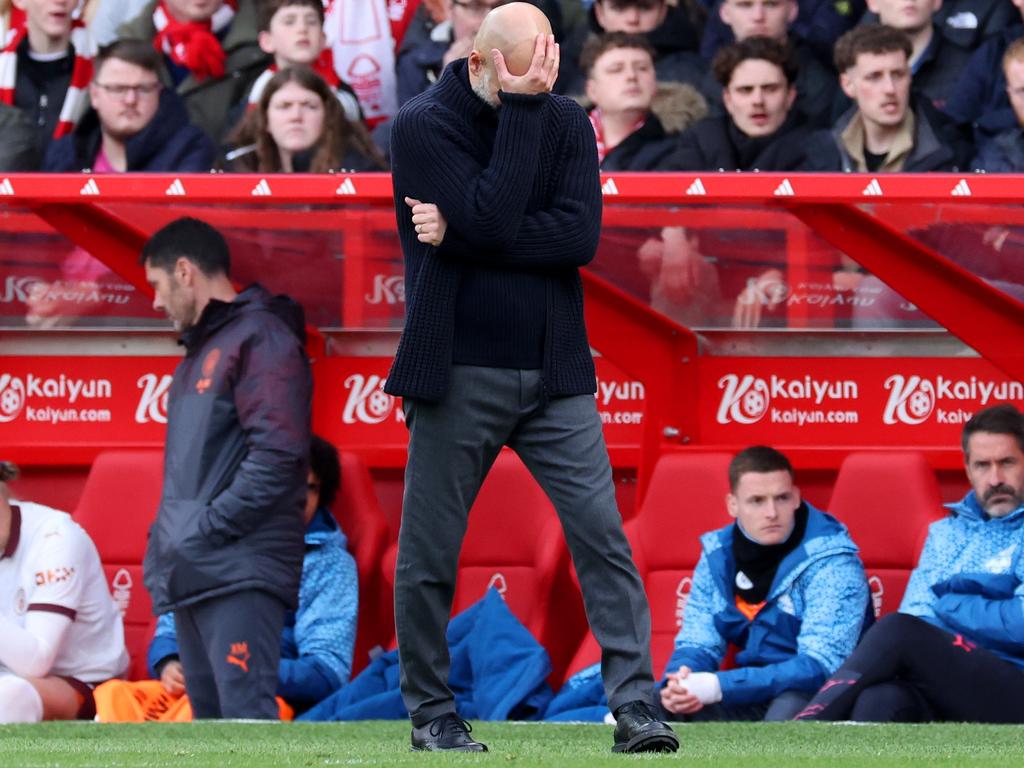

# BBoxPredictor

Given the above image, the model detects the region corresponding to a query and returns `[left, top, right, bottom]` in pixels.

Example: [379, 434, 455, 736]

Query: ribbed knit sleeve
[391, 91, 546, 251]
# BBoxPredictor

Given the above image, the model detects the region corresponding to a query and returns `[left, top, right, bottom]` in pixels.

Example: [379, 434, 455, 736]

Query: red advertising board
[0, 357, 176, 446]
[699, 357, 1024, 446]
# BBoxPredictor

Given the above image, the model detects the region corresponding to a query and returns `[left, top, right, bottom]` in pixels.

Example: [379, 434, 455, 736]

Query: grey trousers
[395, 365, 655, 726]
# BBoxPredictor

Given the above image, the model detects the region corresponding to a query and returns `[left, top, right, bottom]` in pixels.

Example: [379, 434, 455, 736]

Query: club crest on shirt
[13, 587, 26, 615]
[735, 570, 754, 590]
[984, 544, 1017, 574]
[196, 348, 221, 394]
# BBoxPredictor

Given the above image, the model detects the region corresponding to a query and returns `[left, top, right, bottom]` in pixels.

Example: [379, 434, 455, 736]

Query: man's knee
[764, 690, 812, 721]
[0, 676, 45, 723]
[863, 612, 931, 649]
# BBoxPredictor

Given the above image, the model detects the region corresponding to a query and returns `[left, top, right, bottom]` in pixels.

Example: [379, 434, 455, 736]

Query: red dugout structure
[2, 172, 1023, 678]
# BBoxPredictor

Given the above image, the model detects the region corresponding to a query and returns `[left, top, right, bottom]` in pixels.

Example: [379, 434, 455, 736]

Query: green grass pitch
[2, 721, 1024, 767]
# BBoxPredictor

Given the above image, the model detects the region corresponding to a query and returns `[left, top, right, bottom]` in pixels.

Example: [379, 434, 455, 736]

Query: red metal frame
[4, 172, 1024, 495]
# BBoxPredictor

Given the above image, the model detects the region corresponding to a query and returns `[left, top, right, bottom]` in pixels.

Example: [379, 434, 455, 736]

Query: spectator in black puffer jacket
[44, 40, 213, 173]
[580, 32, 707, 171]
[668, 36, 814, 171]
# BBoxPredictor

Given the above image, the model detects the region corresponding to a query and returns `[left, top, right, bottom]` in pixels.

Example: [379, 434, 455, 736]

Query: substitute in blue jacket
[44, 40, 214, 174]
[148, 436, 358, 715]
[797, 404, 1024, 723]
[660, 446, 870, 721]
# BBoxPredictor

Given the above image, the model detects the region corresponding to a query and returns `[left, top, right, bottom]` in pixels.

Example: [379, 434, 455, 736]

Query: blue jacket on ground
[299, 588, 553, 721]
[147, 506, 358, 710]
[665, 505, 869, 707]
[43, 88, 214, 172]
[900, 491, 1024, 669]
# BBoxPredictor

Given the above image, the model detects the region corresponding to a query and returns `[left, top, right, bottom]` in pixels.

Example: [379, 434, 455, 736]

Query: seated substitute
[582, 32, 706, 171]
[0, 461, 129, 723]
[668, 36, 814, 171]
[660, 446, 871, 722]
[803, 24, 972, 172]
[796, 404, 1024, 724]
[147, 435, 358, 716]
[44, 40, 214, 173]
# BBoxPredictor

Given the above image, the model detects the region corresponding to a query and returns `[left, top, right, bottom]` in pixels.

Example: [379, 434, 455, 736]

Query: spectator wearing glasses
[44, 40, 213, 172]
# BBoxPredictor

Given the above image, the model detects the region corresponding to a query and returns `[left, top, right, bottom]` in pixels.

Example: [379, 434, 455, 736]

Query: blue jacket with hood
[900, 491, 1024, 669]
[664, 504, 871, 707]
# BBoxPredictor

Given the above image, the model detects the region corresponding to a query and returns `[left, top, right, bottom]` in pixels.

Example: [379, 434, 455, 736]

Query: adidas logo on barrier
[336, 177, 356, 195]
[80, 178, 99, 196]
[0, 178, 13, 195]
[686, 178, 706, 195]
[165, 179, 186, 196]
[862, 178, 883, 196]
[251, 179, 272, 196]
[951, 179, 972, 196]
[773, 178, 795, 196]
[601, 178, 619, 195]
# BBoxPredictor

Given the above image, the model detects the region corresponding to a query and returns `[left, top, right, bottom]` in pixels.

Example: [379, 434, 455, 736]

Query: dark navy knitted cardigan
[384, 59, 602, 403]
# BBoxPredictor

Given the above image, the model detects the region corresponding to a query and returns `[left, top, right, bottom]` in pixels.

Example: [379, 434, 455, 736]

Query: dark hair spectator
[667, 36, 814, 171]
[309, 435, 341, 510]
[804, 24, 971, 172]
[44, 40, 214, 173]
[728, 445, 795, 491]
[833, 22, 912, 72]
[140, 217, 231, 277]
[699, 0, 833, 128]
[224, 67, 386, 172]
[579, 30, 657, 77]
[712, 34, 797, 86]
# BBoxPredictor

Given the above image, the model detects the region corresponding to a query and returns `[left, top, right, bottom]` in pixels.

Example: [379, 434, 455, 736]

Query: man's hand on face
[406, 197, 448, 246]
[160, 659, 186, 696]
[492, 33, 559, 97]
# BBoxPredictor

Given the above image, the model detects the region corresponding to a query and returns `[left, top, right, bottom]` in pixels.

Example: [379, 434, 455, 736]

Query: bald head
[473, 2, 552, 75]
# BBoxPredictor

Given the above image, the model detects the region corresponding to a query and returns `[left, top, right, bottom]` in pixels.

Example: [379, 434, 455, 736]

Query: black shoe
[411, 713, 488, 752]
[611, 700, 679, 754]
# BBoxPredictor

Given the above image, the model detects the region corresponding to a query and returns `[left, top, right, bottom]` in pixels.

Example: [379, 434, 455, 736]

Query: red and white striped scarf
[247, 49, 341, 107]
[0, 19, 95, 139]
[588, 108, 645, 164]
[153, 0, 237, 82]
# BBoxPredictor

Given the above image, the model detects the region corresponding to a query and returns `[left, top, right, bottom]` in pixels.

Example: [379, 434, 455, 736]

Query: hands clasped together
[660, 666, 723, 715]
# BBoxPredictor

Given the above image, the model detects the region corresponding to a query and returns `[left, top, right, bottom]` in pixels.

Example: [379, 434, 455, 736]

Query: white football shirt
[0, 501, 128, 683]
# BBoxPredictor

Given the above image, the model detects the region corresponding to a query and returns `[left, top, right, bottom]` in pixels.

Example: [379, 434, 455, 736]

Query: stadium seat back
[333, 452, 392, 677]
[829, 451, 945, 614]
[74, 450, 164, 680]
[563, 453, 733, 681]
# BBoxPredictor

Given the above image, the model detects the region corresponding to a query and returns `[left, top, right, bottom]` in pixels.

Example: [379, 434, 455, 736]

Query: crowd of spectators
[2, 0, 1024, 173]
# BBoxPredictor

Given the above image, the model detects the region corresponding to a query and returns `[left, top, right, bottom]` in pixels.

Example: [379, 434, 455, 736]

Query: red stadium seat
[73, 450, 164, 681]
[333, 452, 392, 677]
[381, 450, 581, 680]
[827, 451, 945, 619]
[563, 452, 734, 681]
